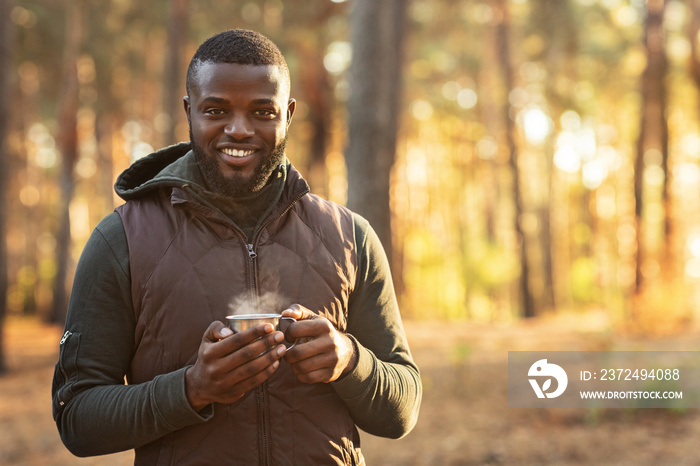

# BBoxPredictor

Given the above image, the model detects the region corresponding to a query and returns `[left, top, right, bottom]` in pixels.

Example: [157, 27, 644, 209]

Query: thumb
[281, 304, 315, 321]
[203, 321, 232, 342]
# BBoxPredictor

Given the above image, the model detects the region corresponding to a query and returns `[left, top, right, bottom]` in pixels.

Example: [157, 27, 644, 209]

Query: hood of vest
[115, 142, 197, 201]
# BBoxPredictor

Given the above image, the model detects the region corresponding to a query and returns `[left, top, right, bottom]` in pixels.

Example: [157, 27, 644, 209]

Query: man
[52, 29, 421, 465]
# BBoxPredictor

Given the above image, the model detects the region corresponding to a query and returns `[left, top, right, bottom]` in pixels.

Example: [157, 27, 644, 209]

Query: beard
[191, 130, 287, 198]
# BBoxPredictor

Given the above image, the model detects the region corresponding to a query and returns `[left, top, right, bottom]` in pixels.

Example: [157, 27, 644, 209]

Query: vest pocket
[52, 331, 81, 416]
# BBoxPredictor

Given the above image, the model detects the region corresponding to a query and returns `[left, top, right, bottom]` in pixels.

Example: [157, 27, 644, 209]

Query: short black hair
[186, 29, 290, 96]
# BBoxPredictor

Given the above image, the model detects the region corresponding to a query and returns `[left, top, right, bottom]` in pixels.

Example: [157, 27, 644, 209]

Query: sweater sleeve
[51, 212, 211, 457]
[330, 214, 422, 439]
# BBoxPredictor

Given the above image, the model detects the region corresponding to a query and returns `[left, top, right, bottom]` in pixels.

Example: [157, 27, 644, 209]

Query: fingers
[186, 322, 289, 409]
[208, 343, 288, 400]
[286, 351, 340, 384]
[282, 319, 357, 384]
[283, 314, 332, 342]
[283, 323, 338, 383]
[292, 368, 330, 385]
[203, 320, 272, 347]
[195, 357, 281, 406]
[223, 361, 280, 400]
[281, 303, 316, 321]
[221, 332, 286, 365]
[204, 321, 279, 359]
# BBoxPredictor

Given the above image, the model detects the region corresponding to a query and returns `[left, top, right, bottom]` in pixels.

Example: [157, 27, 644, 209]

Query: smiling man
[52, 30, 421, 465]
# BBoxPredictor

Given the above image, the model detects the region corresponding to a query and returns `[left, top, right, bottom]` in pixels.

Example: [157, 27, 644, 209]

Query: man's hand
[281, 304, 358, 384]
[185, 321, 287, 412]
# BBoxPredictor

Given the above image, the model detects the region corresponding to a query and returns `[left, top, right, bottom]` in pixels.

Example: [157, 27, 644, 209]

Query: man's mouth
[221, 148, 255, 158]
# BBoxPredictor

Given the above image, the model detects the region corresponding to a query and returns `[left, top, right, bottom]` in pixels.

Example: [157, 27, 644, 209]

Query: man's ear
[286, 98, 296, 126]
[183, 96, 191, 123]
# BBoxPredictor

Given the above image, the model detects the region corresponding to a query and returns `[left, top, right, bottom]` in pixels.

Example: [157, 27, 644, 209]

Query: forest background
[2, 0, 700, 464]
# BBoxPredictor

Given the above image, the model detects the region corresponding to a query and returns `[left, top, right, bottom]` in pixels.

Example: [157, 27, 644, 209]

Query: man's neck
[198, 163, 287, 241]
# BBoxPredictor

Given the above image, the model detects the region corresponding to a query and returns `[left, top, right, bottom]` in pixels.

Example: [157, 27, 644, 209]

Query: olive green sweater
[52, 145, 422, 457]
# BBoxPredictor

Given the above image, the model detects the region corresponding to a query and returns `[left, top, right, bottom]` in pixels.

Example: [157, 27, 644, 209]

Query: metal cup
[225, 313, 297, 350]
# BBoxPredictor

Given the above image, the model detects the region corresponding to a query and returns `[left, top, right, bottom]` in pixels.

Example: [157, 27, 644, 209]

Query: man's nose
[224, 115, 254, 139]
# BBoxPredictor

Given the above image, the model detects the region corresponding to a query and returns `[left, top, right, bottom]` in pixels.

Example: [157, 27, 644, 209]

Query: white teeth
[222, 148, 254, 157]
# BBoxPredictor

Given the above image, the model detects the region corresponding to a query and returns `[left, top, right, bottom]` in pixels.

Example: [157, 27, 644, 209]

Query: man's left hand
[281, 304, 357, 384]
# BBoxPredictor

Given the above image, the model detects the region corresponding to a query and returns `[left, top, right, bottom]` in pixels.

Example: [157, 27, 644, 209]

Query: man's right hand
[185, 321, 287, 411]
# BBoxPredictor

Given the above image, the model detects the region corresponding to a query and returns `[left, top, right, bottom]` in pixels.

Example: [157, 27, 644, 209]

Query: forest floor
[2, 311, 700, 465]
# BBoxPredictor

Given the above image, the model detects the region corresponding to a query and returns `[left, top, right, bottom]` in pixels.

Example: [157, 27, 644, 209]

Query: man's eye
[255, 109, 276, 118]
[205, 108, 225, 115]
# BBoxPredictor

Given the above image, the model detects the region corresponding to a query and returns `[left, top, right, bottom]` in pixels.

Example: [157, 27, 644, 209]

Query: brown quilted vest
[116, 166, 362, 465]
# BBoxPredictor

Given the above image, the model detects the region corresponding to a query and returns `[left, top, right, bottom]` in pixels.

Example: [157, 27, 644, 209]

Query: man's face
[184, 62, 295, 197]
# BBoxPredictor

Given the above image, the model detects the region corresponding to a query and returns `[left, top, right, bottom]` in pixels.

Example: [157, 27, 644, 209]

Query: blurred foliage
[4, 0, 700, 326]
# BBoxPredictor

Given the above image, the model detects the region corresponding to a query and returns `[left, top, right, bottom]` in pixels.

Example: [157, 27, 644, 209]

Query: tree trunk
[477, 25, 502, 245]
[298, 41, 333, 198]
[163, 0, 188, 146]
[345, 0, 407, 273]
[689, 0, 700, 96]
[95, 114, 116, 212]
[537, 0, 577, 313]
[635, 0, 667, 293]
[493, 0, 535, 318]
[50, 1, 82, 325]
[0, 0, 14, 374]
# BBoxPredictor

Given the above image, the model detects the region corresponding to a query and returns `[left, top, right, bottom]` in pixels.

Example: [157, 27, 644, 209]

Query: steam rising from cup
[228, 291, 287, 317]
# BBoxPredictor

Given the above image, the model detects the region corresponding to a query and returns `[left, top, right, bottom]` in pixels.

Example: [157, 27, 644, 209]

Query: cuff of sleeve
[331, 335, 375, 400]
[152, 366, 214, 430]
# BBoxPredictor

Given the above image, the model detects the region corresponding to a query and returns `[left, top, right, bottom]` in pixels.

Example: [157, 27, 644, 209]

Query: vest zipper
[246, 187, 308, 315]
[258, 383, 270, 466]
[246, 243, 257, 259]
[178, 179, 310, 464]
[246, 243, 259, 312]
[220, 182, 306, 465]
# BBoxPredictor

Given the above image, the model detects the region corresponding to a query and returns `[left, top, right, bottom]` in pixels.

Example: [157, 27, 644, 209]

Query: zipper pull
[60, 331, 72, 345]
[246, 244, 257, 258]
